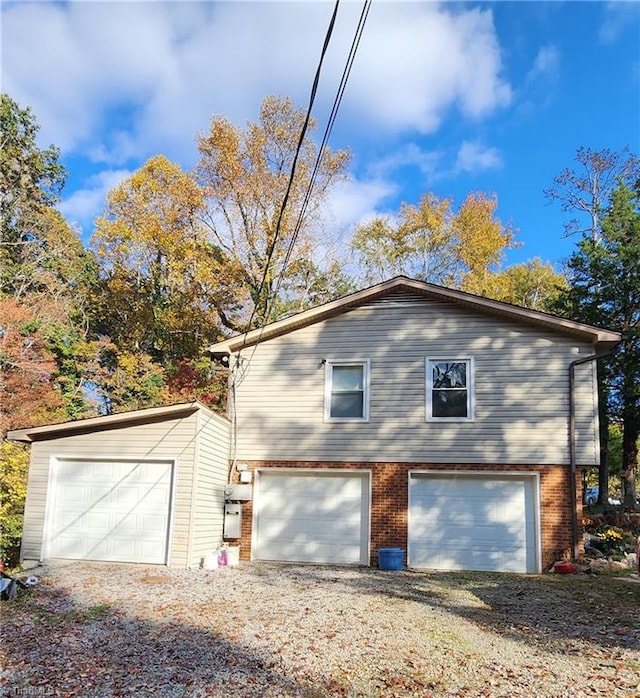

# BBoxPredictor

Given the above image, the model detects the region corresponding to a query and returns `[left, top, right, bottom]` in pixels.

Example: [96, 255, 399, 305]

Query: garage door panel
[414, 548, 527, 573]
[87, 512, 111, 529]
[113, 514, 139, 533]
[409, 474, 537, 573]
[254, 471, 369, 564]
[48, 459, 173, 564]
[264, 540, 361, 565]
[260, 512, 362, 541]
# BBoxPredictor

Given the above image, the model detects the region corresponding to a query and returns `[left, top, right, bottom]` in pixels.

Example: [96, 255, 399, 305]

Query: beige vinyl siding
[22, 409, 229, 567]
[233, 295, 600, 466]
[574, 359, 600, 465]
[188, 410, 231, 567]
[20, 442, 53, 564]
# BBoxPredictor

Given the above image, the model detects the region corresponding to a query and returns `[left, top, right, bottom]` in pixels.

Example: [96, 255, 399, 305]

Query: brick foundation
[227, 461, 583, 572]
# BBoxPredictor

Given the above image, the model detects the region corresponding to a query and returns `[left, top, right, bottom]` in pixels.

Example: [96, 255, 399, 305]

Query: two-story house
[207, 276, 620, 573]
[9, 277, 620, 573]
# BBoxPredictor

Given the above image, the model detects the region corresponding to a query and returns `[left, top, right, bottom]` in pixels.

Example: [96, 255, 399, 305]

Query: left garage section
[253, 470, 371, 565]
[47, 459, 174, 564]
[7, 401, 231, 570]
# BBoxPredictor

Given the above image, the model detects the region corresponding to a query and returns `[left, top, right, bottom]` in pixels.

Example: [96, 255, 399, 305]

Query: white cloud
[369, 143, 443, 181]
[3, 1, 512, 157]
[599, 1, 640, 44]
[454, 141, 502, 174]
[2, 1, 333, 161]
[515, 44, 561, 115]
[4, 1, 513, 242]
[342, 3, 512, 133]
[58, 169, 133, 237]
[326, 177, 399, 233]
[526, 45, 560, 83]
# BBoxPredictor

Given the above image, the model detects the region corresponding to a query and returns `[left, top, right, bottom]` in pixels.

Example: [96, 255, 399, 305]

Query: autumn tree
[0, 95, 92, 566]
[545, 146, 639, 241]
[0, 299, 67, 566]
[552, 181, 640, 508]
[1, 93, 68, 295]
[1, 95, 107, 422]
[195, 95, 351, 329]
[350, 192, 520, 294]
[455, 193, 519, 296]
[477, 258, 567, 311]
[269, 257, 357, 318]
[0, 299, 65, 432]
[95, 348, 169, 414]
[350, 194, 455, 285]
[92, 155, 232, 365]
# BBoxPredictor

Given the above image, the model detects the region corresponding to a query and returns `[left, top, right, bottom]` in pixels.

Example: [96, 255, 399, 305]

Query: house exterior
[7, 277, 621, 574]
[7, 401, 230, 570]
[208, 277, 620, 573]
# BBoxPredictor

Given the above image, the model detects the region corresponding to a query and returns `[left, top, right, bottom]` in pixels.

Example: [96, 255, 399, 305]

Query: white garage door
[47, 459, 174, 564]
[408, 473, 539, 573]
[253, 470, 370, 564]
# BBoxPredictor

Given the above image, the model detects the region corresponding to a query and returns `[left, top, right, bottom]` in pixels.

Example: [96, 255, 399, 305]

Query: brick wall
[227, 461, 582, 572]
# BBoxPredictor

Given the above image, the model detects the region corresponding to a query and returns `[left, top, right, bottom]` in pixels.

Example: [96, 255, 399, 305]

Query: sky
[2, 0, 639, 272]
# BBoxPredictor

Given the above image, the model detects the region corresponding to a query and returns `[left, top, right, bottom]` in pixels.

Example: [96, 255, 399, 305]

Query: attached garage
[47, 459, 174, 564]
[408, 472, 540, 573]
[8, 402, 231, 570]
[253, 470, 370, 564]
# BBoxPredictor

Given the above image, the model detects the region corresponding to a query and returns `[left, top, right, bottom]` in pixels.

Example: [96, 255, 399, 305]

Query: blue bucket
[378, 548, 404, 571]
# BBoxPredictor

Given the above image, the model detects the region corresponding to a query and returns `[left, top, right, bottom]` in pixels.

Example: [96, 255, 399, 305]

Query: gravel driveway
[1, 562, 639, 697]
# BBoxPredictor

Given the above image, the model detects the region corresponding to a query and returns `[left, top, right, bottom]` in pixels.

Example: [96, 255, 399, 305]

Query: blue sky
[3, 1, 639, 272]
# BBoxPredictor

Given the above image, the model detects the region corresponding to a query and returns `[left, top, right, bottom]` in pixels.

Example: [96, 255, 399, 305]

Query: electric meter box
[223, 503, 242, 539]
[225, 484, 252, 501]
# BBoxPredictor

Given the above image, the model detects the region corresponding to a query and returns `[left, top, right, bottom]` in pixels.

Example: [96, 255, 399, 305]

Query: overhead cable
[241, 0, 341, 344]
[271, 0, 372, 314]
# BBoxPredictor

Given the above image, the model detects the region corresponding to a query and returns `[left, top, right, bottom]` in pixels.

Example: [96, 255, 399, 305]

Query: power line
[227, 0, 371, 470]
[241, 0, 340, 343]
[280, 0, 372, 279]
[261, 0, 371, 330]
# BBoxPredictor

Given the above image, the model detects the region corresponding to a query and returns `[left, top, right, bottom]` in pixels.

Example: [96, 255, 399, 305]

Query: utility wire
[229, 0, 342, 447]
[240, 0, 340, 345]
[235, 0, 370, 370]
[227, 0, 371, 469]
[250, 0, 371, 333]
[278, 0, 371, 282]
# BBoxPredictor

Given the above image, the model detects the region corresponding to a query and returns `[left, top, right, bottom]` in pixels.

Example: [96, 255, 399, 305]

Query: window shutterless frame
[425, 357, 475, 422]
[324, 359, 370, 422]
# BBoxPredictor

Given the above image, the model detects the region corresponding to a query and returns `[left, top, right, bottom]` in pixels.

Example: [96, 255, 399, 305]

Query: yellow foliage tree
[455, 192, 517, 295]
[485, 258, 567, 310]
[0, 441, 29, 566]
[195, 95, 351, 327]
[92, 155, 231, 363]
[350, 191, 566, 310]
[351, 192, 518, 289]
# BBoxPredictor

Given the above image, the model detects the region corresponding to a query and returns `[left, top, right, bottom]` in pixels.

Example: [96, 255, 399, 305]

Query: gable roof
[208, 276, 621, 354]
[6, 400, 228, 443]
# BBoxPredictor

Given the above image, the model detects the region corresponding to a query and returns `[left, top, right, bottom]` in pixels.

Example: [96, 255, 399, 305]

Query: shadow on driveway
[250, 562, 640, 653]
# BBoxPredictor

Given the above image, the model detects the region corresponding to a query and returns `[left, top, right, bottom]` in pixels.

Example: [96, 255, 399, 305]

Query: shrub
[583, 513, 639, 559]
[0, 441, 29, 568]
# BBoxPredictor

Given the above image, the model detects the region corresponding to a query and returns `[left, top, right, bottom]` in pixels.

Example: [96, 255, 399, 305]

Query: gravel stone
[1, 562, 638, 697]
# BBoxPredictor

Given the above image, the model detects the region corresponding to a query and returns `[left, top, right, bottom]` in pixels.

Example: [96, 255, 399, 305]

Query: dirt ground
[1, 562, 639, 697]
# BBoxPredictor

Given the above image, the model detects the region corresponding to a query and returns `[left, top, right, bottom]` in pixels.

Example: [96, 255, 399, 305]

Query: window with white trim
[426, 358, 474, 421]
[325, 360, 370, 421]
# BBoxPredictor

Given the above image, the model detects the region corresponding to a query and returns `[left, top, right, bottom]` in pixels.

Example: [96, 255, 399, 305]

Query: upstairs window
[325, 360, 370, 422]
[426, 358, 474, 421]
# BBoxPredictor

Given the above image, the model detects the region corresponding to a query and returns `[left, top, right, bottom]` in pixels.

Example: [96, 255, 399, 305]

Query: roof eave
[4, 400, 223, 443]
[207, 277, 623, 354]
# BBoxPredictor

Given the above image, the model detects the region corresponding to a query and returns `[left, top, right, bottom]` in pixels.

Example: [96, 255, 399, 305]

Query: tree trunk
[621, 422, 638, 509]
